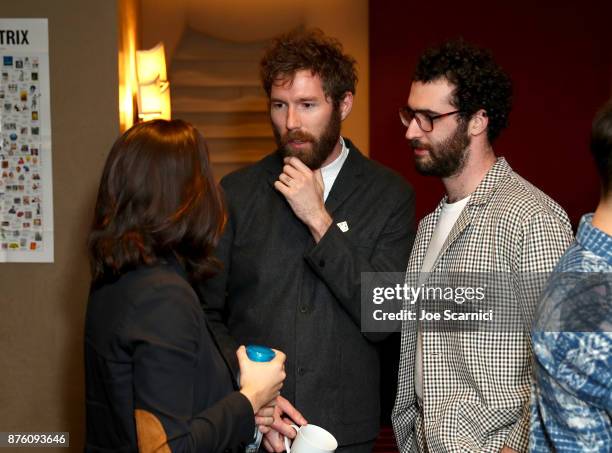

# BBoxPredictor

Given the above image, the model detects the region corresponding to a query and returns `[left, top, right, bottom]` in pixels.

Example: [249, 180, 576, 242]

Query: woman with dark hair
[85, 119, 285, 452]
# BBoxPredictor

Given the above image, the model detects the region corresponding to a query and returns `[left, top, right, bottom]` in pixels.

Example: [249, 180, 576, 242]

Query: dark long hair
[88, 119, 225, 283]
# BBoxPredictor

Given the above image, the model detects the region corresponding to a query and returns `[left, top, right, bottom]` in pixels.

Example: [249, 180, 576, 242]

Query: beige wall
[140, 0, 370, 153]
[0, 1, 119, 451]
[140, 0, 186, 65]
[304, 0, 369, 154]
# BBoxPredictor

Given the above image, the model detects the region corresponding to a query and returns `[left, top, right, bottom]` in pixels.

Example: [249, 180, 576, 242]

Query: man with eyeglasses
[391, 39, 573, 452]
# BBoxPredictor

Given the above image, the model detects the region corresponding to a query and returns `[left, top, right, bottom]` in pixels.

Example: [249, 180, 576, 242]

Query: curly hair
[88, 119, 225, 283]
[414, 39, 512, 143]
[260, 28, 357, 107]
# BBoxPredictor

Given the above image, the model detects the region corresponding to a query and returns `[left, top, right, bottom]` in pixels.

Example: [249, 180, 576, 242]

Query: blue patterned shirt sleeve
[530, 214, 612, 452]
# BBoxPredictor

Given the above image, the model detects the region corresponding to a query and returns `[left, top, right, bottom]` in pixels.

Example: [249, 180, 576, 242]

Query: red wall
[369, 1, 612, 228]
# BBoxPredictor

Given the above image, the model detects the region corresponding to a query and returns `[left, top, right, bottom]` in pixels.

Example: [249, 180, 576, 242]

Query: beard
[273, 108, 342, 170]
[411, 120, 470, 178]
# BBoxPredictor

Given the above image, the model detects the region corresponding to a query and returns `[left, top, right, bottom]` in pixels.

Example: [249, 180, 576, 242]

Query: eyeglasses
[399, 106, 462, 132]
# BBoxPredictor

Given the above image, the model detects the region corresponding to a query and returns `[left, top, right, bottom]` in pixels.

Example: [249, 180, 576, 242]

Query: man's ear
[469, 109, 488, 136]
[338, 91, 354, 121]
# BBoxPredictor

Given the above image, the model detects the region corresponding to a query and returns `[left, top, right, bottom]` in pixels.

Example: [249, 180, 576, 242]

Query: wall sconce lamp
[136, 42, 171, 121]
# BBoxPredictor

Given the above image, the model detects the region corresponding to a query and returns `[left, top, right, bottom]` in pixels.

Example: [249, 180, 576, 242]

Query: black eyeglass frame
[399, 106, 462, 132]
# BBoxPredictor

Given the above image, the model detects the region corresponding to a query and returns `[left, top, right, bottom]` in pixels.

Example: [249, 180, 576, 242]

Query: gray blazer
[392, 158, 574, 452]
[200, 140, 415, 445]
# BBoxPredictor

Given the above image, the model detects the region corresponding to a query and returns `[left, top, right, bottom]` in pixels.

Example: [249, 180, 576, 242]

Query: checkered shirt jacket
[392, 158, 574, 452]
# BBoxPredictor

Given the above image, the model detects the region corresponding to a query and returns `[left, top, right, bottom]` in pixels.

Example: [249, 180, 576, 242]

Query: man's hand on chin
[274, 156, 332, 242]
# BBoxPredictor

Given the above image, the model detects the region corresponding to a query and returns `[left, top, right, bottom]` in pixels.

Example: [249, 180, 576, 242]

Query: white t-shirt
[415, 195, 471, 403]
[321, 137, 349, 201]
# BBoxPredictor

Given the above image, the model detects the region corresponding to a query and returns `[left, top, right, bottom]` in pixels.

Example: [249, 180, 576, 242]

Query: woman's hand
[237, 346, 286, 413]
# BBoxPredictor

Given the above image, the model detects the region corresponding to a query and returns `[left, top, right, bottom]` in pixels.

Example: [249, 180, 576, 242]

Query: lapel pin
[337, 221, 349, 232]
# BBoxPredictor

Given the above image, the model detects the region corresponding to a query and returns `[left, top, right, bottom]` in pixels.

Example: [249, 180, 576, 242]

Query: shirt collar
[321, 137, 349, 173]
[320, 137, 350, 200]
[576, 213, 612, 266]
[433, 157, 511, 215]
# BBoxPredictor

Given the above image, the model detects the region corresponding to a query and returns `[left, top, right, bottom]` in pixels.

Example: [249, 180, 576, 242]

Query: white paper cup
[284, 424, 338, 453]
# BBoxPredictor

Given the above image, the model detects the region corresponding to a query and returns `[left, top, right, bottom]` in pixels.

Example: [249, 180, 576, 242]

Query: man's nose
[286, 105, 301, 130]
[405, 117, 422, 141]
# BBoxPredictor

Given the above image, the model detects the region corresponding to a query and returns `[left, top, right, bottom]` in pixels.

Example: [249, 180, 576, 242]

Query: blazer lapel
[324, 139, 365, 215]
[429, 206, 472, 272]
[409, 203, 443, 274]
[424, 157, 513, 272]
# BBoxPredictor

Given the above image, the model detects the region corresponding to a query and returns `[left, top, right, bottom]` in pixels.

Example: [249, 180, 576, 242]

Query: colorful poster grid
[0, 18, 53, 262]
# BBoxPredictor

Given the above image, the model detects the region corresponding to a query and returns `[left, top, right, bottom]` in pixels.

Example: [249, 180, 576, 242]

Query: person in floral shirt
[530, 103, 612, 452]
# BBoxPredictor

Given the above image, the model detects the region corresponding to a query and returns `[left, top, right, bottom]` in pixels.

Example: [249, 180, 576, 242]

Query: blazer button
[299, 305, 308, 313]
[298, 367, 306, 376]
[319, 259, 325, 267]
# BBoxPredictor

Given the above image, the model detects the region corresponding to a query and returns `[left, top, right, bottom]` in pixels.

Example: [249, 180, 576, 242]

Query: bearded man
[200, 29, 415, 453]
[391, 39, 574, 453]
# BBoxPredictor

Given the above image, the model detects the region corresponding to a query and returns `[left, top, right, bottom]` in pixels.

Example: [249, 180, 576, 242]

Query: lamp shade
[136, 42, 167, 84]
[135, 42, 171, 120]
[137, 79, 162, 115]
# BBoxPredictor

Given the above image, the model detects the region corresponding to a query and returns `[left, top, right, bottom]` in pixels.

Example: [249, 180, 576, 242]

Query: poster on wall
[0, 18, 53, 262]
